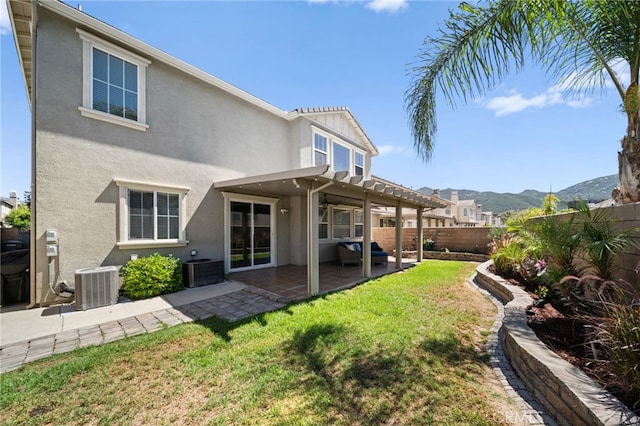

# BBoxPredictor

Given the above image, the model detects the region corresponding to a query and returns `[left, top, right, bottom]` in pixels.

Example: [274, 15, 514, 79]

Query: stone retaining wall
[392, 250, 490, 262]
[475, 260, 639, 426]
[423, 251, 489, 262]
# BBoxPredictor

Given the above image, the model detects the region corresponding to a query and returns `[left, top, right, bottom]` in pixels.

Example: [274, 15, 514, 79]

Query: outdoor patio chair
[337, 241, 389, 267]
[337, 242, 361, 267]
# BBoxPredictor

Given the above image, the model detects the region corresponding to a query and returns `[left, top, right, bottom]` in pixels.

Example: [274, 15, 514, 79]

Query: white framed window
[354, 152, 364, 176]
[78, 29, 151, 132]
[319, 206, 329, 239]
[114, 179, 189, 248]
[332, 208, 351, 239]
[332, 143, 350, 172]
[319, 205, 364, 239]
[354, 210, 364, 237]
[314, 133, 328, 166]
[312, 129, 367, 177]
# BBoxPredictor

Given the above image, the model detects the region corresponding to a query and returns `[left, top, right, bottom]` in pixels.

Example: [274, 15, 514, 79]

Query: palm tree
[406, 0, 640, 202]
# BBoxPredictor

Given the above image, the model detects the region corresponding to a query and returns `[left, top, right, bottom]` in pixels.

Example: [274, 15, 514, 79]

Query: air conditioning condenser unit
[75, 266, 119, 310]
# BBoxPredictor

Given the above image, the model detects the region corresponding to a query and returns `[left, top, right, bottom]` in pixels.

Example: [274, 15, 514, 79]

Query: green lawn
[0, 260, 516, 425]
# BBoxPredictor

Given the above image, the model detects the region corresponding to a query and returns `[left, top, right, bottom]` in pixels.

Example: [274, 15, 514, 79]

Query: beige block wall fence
[372, 202, 639, 287]
[371, 227, 493, 254]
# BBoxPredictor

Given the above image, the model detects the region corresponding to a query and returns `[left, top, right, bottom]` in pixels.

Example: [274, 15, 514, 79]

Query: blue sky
[1, 0, 628, 202]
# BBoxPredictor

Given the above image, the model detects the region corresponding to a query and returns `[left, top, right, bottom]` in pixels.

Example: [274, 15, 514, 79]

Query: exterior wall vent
[74, 266, 120, 310]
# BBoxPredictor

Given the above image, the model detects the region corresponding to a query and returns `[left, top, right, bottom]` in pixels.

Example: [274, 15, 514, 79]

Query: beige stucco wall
[32, 8, 306, 304]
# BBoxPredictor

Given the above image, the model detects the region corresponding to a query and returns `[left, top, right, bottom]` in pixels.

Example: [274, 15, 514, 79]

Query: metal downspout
[27, 0, 38, 309]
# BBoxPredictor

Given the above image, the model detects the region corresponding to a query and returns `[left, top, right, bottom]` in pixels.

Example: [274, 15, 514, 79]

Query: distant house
[8, 0, 448, 307]
[0, 191, 19, 228]
[376, 190, 502, 228]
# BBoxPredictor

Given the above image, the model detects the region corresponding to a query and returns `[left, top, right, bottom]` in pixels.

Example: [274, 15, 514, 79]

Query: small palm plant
[575, 203, 639, 280]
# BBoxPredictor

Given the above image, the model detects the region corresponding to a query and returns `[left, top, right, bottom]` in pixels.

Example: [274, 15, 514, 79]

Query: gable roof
[457, 199, 476, 207]
[7, 0, 378, 151]
[290, 107, 378, 155]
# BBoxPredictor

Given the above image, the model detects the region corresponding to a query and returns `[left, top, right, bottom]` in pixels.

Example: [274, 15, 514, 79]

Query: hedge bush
[120, 253, 182, 300]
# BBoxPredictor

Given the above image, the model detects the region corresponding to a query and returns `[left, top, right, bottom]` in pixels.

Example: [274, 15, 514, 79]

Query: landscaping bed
[494, 267, 639, 415]
[526, 297, 638, 415]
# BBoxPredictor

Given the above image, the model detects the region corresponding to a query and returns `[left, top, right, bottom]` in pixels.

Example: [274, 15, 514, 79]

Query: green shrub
[575, 203, 639, 280]
[120, 253, 182, 300]
[423, 238, 435, 251]
[4, 205, 31, 230]
[492, 241, 526, 280]
[596, 300, 640, 407]
[577, 277, 640, 408]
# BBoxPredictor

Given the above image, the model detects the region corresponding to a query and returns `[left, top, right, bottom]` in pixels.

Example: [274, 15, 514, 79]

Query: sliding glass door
[229, 200, 273, 270]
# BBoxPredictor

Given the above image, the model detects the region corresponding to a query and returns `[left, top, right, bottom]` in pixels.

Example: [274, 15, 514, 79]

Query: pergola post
[416, 207, 424, 263]
[395, 202, 402, 269]
[307, 190, 320, 295]
[363, 195, 372, 278]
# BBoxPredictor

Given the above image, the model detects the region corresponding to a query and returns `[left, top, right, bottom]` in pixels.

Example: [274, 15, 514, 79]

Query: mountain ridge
[418, 174, 618, 214]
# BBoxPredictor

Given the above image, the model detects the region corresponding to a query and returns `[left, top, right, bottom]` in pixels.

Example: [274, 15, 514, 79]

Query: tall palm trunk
[619, 133, 640, 203]
[619, 83, 640, 203]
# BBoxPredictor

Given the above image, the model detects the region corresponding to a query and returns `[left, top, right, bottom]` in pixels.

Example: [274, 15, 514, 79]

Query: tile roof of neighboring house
[457, 199, 476, 206]
[1, 197, 16, 208]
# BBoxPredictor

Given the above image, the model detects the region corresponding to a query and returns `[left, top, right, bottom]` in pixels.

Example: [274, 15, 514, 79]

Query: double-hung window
[128, 190, 180, 240]
[92, 48, 138, 121]
[354, 210, 364, 237]
[354, 152, 364, 176]
[314, 134, 328, 166]
[318, 206, 329, 239]
[114, 179, 189, 248]
[78, 29, 150, 131]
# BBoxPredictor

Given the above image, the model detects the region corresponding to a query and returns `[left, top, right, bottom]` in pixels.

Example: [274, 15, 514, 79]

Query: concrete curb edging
[475, 260, 640, 426]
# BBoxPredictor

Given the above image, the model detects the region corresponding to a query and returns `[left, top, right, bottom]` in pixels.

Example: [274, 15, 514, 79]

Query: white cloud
[377, 144, 406, 155]
[1, 0, 11, 36]
[484, 86, 594, 117]
[307, 0, 408, 14]
[365, 0, 408, 14]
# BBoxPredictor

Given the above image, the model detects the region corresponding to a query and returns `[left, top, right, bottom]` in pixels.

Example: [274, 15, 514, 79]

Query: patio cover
[214, 165, 450, 295]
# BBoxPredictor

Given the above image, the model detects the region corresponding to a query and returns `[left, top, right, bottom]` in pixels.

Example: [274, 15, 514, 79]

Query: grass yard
[1, 260, 519, 425]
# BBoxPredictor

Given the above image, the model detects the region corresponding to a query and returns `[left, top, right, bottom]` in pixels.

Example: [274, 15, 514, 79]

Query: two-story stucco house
[8, 0, 448, 307]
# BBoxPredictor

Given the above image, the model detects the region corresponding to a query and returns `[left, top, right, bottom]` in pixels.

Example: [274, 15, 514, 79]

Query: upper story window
[77, 29, 151, 132]
[114, 179, 189, 248]
[355, 152, 364, 176]
[312, 129, 366, 176]
[92, 49, 138, 121]
[314, 134, 328, 165]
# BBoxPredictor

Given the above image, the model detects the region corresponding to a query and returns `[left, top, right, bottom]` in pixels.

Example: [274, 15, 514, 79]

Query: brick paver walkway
[0, 286, 286, 374]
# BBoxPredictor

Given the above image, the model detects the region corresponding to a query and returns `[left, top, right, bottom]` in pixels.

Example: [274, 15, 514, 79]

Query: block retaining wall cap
[476, 260, 639, 426]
